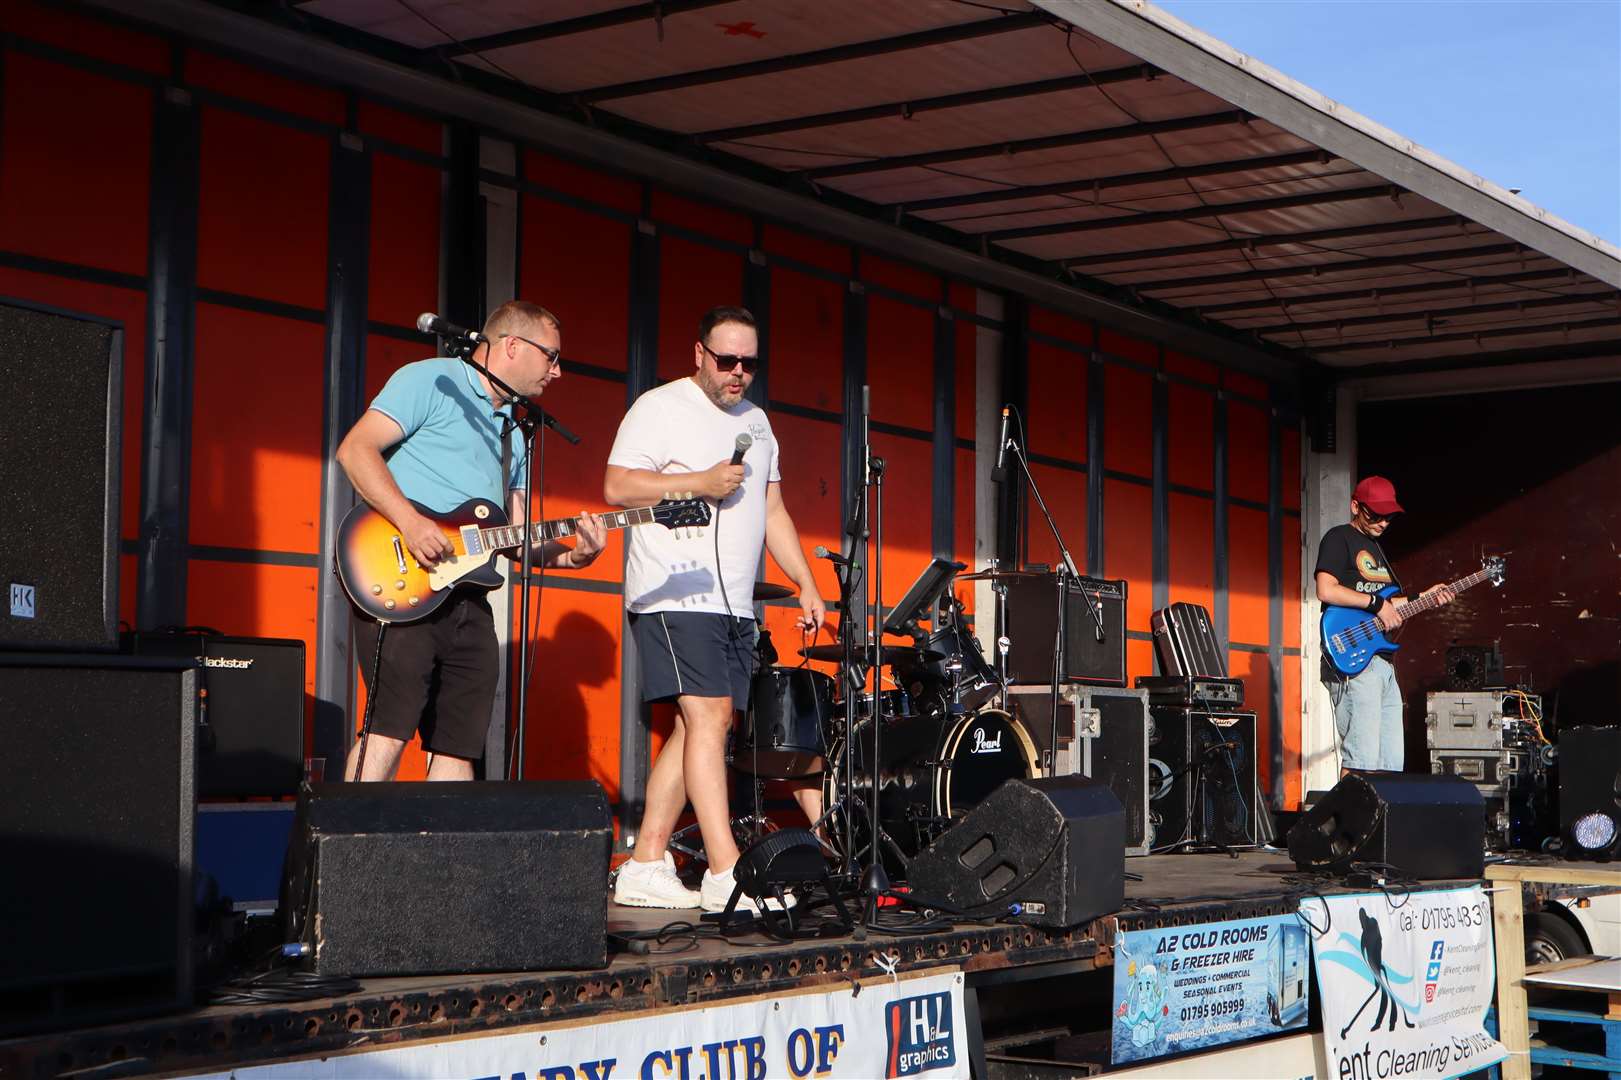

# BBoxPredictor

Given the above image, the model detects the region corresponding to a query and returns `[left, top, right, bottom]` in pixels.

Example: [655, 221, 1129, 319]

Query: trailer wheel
[1525, 911, 1587, 966]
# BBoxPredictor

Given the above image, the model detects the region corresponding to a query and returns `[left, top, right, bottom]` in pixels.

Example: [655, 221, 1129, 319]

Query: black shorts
[630, 610, 756, 711]
[352, 590, 498, 761]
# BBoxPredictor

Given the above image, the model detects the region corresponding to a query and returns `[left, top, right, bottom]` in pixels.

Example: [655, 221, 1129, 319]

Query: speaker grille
[0, 301, 121, 651]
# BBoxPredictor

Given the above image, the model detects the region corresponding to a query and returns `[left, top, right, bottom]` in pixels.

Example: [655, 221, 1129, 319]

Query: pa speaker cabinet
[1150, 708, 1259, 848]
[908, 775, 1125, 929]
[1002, 574, 1126, 686]
[284, 781, 612, 975]
[0, 300, 122, 651]
[128, 633, 305, 797]
[1009, 685, 1150, 854]
[1286, 772, 1484, 879]
[0, 654, 196, 1034]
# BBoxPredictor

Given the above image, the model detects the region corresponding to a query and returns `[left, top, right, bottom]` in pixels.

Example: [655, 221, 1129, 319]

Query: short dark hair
[698, 305, 755, 344]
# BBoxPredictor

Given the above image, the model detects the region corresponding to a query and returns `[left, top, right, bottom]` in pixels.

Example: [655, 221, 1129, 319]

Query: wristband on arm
[1366, 593, 1384, 615]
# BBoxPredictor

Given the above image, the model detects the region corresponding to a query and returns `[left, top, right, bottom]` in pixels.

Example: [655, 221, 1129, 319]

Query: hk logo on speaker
[884, 991, 956, 1077]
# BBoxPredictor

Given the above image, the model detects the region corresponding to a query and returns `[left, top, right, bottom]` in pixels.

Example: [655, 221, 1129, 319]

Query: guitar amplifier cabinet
[1009, 685, 1150, 855]
[126, 633, 305, 798]
[1002, 574, 1126, 686]
[1149, 708, 1259, 848]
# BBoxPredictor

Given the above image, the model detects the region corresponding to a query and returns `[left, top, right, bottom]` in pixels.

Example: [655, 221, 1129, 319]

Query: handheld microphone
[814, 545, 854, 568]
[730, 432, 753, 466]
[416, 312, 486, 343]
[992, 405, 1011, 482]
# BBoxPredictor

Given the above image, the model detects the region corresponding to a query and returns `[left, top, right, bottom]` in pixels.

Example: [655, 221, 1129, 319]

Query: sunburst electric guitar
[337, 495, 710, 623]
[1320, 554, 1506, 677]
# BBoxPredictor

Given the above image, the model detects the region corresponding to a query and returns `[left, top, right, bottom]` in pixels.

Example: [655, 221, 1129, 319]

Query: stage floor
[6, 850, 1355, 1079]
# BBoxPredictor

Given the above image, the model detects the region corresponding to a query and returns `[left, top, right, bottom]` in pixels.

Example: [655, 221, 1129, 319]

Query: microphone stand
[1001, 431, 1096, 776]
[440, 332, 583, 782]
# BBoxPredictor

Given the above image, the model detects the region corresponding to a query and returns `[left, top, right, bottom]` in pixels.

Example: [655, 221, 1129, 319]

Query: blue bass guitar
[1320, 555, 1506, 677]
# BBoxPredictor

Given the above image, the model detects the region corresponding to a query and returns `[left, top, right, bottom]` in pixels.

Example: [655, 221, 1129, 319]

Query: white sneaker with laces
[613, 852, 701, 909]
[701, 866, 799, 915]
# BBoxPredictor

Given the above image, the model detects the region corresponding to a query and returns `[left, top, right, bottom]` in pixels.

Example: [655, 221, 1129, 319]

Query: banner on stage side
[1110, 912, 1311, 1064]
[190, 969, 967, 1080]
[1300, 885, 1506, 1080]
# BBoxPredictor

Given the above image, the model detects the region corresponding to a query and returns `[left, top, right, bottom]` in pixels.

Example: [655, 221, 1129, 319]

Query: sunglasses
[701, 341, 760, 375]
[1360, 507, 1394, 525]
[504, 334, 561, 370]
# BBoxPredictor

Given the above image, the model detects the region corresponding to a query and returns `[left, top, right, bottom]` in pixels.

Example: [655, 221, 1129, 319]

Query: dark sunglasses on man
[700, 341, 760, 375]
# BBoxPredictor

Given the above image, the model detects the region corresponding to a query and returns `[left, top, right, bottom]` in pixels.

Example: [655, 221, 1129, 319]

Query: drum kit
[728, 567, 1046, 876]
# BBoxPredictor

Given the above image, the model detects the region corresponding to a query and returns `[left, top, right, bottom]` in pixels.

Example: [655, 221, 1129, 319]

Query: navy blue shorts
[629, 611, 757, 710]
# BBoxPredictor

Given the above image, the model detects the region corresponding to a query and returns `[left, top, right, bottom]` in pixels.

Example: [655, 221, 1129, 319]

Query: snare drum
[731, 666, 835, 777]
[821, 707, 1040, 871]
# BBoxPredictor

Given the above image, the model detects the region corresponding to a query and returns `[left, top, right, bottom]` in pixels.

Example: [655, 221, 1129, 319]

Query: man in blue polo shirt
[335, 300, 607, 781]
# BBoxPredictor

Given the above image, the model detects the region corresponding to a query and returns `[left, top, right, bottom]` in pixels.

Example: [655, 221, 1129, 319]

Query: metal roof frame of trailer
[86, 0, 1315, 390]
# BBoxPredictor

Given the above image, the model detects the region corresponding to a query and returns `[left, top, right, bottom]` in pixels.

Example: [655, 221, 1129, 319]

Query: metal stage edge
[3, 852, 1387, 1079]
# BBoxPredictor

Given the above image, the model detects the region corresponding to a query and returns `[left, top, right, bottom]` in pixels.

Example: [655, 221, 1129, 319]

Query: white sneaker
[701, 866, 799, 915]
[613, 852, 701, 909]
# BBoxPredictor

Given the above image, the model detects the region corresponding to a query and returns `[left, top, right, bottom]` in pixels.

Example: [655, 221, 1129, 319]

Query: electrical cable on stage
[206, 947, 362, 1007]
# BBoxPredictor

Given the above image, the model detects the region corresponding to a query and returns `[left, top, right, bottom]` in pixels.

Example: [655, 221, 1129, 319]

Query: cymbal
[799, 643, 944, 664]
[753, 581, 797, 601]
[956, 567, 1053, 582]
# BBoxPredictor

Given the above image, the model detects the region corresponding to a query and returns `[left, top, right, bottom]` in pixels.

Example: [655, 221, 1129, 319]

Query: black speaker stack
[1557, 726, 1621, 858]
[1150, 708, 1260, 849]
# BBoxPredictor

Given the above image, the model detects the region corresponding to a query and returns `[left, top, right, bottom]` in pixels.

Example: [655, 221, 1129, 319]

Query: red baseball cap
[1353, 475, 1404, 516]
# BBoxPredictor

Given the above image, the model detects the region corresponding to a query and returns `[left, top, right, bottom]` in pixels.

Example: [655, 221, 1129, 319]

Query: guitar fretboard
[479, 507, 656, 550]
[1338, 567, 1495, 648]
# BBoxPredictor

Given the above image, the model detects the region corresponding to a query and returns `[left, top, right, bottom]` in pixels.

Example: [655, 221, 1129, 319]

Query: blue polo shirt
[368, 357, 527, 513]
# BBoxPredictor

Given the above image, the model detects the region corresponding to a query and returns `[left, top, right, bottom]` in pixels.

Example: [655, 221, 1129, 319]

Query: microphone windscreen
[416, 312, 436, 334]
[734, 433, 753, 451]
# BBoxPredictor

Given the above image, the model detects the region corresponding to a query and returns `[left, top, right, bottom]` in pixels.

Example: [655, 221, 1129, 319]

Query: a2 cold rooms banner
[194, 970, 968, 1080]
[1111, 912, 1312, 1064]
[1301, 886, 1506, 1080]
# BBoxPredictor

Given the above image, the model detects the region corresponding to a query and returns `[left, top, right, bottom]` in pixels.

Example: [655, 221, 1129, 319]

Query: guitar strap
[498, 408, 517, 506]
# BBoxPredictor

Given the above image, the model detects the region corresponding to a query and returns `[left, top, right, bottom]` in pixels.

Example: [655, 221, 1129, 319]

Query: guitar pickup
[391, 536, 407, 574]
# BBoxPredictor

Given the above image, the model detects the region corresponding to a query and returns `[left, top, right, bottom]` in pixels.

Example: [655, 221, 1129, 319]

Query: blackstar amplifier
[1135, 675, 1246, 709]
[126, 632, 305, 798]
[1003, 574, 1126, 686]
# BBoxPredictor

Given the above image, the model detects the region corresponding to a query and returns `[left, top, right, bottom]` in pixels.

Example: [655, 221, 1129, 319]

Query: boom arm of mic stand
[1008, 441, 1105, 639]
[455, 352, 582, 444]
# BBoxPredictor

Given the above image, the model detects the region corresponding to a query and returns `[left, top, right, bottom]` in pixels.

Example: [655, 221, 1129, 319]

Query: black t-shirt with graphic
[1314, 523, 1402, 599]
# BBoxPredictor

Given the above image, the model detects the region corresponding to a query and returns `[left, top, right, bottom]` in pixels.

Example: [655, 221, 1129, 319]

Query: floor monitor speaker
[0, 654, 197, 1034]
[283, 781, 612, 975]
[0, 300, 122, 651]
[1286, 772, 1484, 879]
[907, 775, 1124, 929]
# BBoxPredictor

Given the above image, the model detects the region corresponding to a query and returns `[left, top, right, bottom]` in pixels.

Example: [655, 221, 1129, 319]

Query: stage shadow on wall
[1355, 382, 1621, 770]
[517, 609, 617, 790]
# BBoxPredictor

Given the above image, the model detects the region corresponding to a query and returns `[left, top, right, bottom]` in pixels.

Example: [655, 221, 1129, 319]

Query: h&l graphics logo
[885, 991, 955, 1077]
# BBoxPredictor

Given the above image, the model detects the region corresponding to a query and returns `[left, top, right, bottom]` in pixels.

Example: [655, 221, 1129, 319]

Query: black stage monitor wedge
[127, 632, 305, 798]
[1286, 773, 1485, 879]
[907, 776, 1125, 929]
[283, 781, 612, 975]
[1557, 726, 1621, 857]
[1003, 574, 1126, 686]
[0, 654, 197, 1035]
[0, 300, 122, 651]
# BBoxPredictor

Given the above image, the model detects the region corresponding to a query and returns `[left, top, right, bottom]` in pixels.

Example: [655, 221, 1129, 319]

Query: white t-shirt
[608, 377, 781, 617]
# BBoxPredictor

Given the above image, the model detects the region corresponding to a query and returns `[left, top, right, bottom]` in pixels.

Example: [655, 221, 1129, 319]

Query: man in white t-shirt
[605, 305, 826, 913]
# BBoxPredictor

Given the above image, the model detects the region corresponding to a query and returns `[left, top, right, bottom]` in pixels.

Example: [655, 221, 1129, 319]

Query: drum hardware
[752, 581, 797, 603]
[798, 643, 943, 664]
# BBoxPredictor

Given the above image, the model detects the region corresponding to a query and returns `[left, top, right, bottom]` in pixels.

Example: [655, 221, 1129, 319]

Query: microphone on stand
[416, 312, 486, 343]
[992, 405, 1012, 483]
[814, 545, 854, 568]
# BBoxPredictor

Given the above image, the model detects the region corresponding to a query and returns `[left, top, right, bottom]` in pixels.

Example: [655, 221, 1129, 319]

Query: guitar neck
[1391, 568, 1491, 618]
[480, 507, 655, 550]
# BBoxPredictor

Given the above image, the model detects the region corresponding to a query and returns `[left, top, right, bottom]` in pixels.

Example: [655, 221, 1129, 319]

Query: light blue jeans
[1327, 654, 1404, 771]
